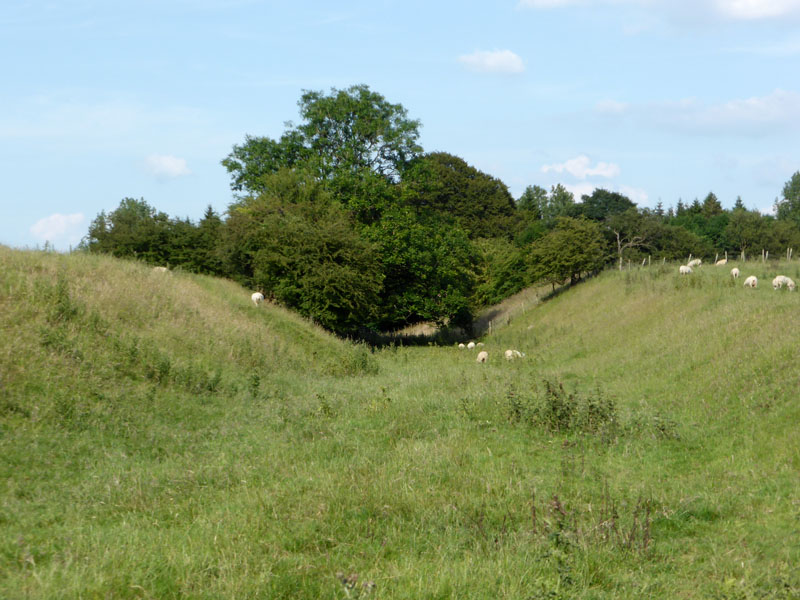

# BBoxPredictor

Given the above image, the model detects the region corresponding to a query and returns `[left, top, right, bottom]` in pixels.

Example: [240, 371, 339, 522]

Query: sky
[2, 0, 800, 251]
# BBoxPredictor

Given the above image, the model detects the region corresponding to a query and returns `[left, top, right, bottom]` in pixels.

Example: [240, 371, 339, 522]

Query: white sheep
[504, 349, 524, 361]
[730, 267, 740, 279]
[458, 343, 466, 349]
[476, 351, 488, 363]
[152, 266, 169, 273]
[467, 342, 476, 349]
[687, 258, 702, 268]
[476, 342, 485, 347]
[743, 276, 758, 288]
[772, 275, 795, 290]
[251, 292, 265, 306]
[679, 265, 693, 275]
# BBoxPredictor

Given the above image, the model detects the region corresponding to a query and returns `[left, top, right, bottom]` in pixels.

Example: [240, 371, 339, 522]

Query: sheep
[152, 266, 169, 273]
[772, 275, 796, 290]
[467, 342, 476, 349]
[679, 265, 693, 275]
[504, 349, 524, 361]
[251, 292, 265, 306]
[687, 258, 702, 268]
[458, 343, 466, 349]
[476, 351, 488, 363]
[715, 258, 728, 266]
[476, 342, 485, 347]
[730, 267, 740, 279]
[743, 276, 758, 288]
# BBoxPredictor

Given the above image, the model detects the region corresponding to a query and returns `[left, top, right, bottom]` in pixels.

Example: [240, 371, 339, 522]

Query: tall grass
[1, 248, 798, 598]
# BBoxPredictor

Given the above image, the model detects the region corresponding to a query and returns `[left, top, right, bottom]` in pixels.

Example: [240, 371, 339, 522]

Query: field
[1, 246, 799, 599]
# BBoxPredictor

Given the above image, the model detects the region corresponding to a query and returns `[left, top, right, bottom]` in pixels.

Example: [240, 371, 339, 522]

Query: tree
[86, 197, 171, 264]
[539, 184, 577, 224]
[733, 196, 745, 211]
[701, 192, 723, 218]
[362, 206, 478, 329]
[221, 84, 422, 196]
[401, 152, 516, 239]
[607, 208, 649, 271]
[530, 217, 607, 288]
[579, 188, 636, 221]
[776, 171, 800, 225]
[221, 170, 383, 333]
[723, 209, 766, 256]
[517, 185, 548, 219]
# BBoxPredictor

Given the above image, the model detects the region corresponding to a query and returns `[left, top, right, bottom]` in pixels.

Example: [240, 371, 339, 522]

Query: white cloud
[458, 49, 525, 74]
[144, 154, 192, 179]
[714, 0, 800, 19]
[618, 185, 649, 204]
[30, 213, 86, 249]
[541, 155, 621, 179]
[596, 90, 800, 136]
[518, 0, 800, 20]
[595, 99, 630, 115]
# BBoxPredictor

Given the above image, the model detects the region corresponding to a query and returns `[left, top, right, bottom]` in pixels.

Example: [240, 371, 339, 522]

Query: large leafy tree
[579, 188, 636, 221]
[221, 84, 422, 196]
[362, 206, 478, 329]
[86, 197, 171, 264]
[530, 217, 607, 288]
[221, 170, 383, 333]
[776, 171, 800, 226]
[402, 152, 517, 239]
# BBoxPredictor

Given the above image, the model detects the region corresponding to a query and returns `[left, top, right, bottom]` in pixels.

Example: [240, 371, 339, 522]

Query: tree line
[84, 84, 800, 335]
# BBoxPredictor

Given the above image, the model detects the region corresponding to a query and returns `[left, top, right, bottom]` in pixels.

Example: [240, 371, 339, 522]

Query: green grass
[1, 248, 799, 598]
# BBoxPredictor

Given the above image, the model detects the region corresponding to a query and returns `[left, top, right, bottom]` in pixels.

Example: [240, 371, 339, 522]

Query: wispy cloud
[518, 0, 800, 20]
[144, 154, 192, 179]
[541, 155, 621, 179]
[458, 49, 525, 74]
[596, 89, 800, 136]
[30, 213, 86, 249]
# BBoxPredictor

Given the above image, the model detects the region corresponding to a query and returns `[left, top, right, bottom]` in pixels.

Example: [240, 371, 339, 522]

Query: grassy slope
[1, 249, 798, 599]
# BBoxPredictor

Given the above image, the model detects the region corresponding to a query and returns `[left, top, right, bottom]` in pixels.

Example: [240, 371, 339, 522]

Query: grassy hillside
[1, 249, 798, 599]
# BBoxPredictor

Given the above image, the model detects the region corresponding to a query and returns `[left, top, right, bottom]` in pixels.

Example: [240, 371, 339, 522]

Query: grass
[1, 248, 799, 598]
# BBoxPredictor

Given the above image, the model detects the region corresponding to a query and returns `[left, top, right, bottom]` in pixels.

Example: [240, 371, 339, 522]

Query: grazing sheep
[504, 349, 524, 361]
[715, 258, 728, 266]
[476, 351, 488, 363]
[731, 267, 740, 279]
[251, 292, 265, 306]
[743, 276, 758, 288]
[476, 342, 485, 347]
[152, 266, 169, 273]
[467, 342, 476, 349]
[679, 265, 693, 275]
[772, 275, 795, 290]
[687, 258, 702, 268]
[458, 343, 466, 349]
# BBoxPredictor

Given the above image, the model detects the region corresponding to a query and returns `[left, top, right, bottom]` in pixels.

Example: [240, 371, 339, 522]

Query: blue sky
[3, 0, 800, 251]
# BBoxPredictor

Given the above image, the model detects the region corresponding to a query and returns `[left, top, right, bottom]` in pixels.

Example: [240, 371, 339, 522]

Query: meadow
[1, 246, 798, 599]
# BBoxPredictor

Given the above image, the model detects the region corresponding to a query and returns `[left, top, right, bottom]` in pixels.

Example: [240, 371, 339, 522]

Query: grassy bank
[1, 248, 798, 598]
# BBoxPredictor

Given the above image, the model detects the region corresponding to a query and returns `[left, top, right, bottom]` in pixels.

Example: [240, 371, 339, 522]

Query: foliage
[402, 152, 517, 239]
[579, 188, 636, 221]
[776, 170, 800, 225]
[86, 197, 171, 264]
[223, 170, 383, 333]
[362, 206, 478, 329]
[221, 84, 422, 197]
[530, 217, 608, 287]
